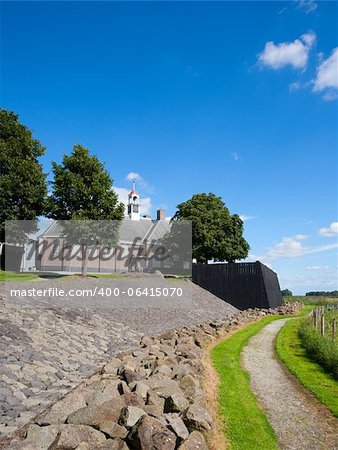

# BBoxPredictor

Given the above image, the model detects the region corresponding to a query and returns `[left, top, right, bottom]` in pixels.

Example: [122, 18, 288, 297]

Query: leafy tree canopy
[48, 144, 124, 222]
[306, 291, 338, 297]
[172, 192, 250, 264]
[281, 289, 293, 297]
[0, 108, 47, 243]
[47, 145, 125, 275]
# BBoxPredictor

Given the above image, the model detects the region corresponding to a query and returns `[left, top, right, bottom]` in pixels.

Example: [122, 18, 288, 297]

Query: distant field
[284, 295, 338, 306]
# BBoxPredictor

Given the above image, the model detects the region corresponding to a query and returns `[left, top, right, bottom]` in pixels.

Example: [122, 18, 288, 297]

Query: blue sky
[1, 1, 337, 294]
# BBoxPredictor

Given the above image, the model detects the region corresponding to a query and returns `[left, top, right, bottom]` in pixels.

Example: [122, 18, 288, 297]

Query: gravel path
[242, 319, 338, 450]
[0, 278, 238, 437]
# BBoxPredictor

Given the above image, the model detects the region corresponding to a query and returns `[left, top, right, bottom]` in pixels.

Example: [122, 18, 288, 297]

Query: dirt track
[242, 319, 338, 450]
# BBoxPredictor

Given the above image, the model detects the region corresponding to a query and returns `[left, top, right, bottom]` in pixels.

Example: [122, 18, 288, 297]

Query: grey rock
[146, 378, 181, 399]
[178, 430, 208, 449]
[184, 403, 213, 432]
[134, 382, 149, 400]
[24, 424, 61, 449]
[128, 415, 177, 450]
[165, 414, 189, 442]
[67, 398, 126, 427]
[36, 391, 87, 425]
[121, 367, 138, 384]
[96, 439, 129, 449]
[57, 424, 106, 448]
[119, 405, 146, 428]
[102, 358, 123, 375]
[164, 392, 189, 413]
[99, 421, 128, 439]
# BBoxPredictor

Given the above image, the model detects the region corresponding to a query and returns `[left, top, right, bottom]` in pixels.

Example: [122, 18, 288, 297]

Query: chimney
[157, 209, 166, 221]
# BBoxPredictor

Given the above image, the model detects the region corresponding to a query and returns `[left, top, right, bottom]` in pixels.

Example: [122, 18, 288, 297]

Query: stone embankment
[0, 279, 238, 435]
[2, 302, 301, 450]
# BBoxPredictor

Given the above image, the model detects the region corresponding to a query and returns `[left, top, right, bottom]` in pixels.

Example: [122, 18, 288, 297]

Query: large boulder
[23, 424, 106, 449]
[178, 431, 208, 449]
[164, 392, 189, 413]
[67, 398, 126, 428]
[146, 378, 182, 400]
[128, 415, 177, 450]
[99, 421, 128, 439]
[183, 403, 213, 432]
[119, 406, 146, 428]
[36, 391, 87, 425]
[165, 414, 189, 442]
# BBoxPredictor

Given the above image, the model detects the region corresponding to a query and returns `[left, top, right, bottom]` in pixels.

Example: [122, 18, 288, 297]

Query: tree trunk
[81, 244, 88, 277]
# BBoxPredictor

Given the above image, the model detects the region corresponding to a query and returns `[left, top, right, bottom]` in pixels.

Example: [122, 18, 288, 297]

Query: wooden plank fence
[192, 261, 283, 310]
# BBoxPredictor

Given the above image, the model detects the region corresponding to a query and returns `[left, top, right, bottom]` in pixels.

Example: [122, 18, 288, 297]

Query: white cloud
[296, 0, 318, 14]
[266, 234, 309, 258]
[289, 81, 301, 91]
[244, 253, 274, 269]
[126, 172, 142, 182]
[125, 172, 153, 193]
[322, 91, 338, 101]
[313, 48, 338, 95]
[231, 152, 240, 161]
[319, 222, 338, 237]
[258, 31, 316, 70]
[114, 187, 152, 217]
[239, 215, 256, 222]
[306, 265, 331, 271]
[248, 233, 337, 262]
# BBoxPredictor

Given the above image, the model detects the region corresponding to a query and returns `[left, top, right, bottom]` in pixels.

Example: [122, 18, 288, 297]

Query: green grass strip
[211, 315, 282, 450]
[0, 271, 40, 282]
[276, 317, 338, 417]
[0, 271, 126, 282]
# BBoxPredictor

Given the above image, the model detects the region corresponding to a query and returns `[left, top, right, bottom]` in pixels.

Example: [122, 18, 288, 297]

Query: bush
[281, 289, 292, 297]
[298, 317, 338, 379]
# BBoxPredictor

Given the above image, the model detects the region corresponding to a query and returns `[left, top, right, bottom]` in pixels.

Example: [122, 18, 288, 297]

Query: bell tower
[128, 180, 140, 220]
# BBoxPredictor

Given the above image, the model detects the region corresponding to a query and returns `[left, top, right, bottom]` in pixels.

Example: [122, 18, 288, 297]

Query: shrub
[298, 317, 338, 379]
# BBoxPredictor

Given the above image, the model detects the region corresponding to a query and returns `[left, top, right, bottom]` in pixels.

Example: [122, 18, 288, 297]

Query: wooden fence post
[332, 319, 336, 341]
[321, 315, 325, 336]
[315, 308, 320, 331]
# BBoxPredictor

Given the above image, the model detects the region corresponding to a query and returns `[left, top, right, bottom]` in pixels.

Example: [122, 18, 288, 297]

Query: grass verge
[0, 271, 40, 282]
[0, 271, 127, 282]
[276, 317, 338, 417]
[299, 312, 338, 378]
[211, 315, 282, 450]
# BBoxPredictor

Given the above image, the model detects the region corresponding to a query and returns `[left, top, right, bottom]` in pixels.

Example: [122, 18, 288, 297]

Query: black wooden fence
[192, 261, 283, 310]
[0, 244, 24, 271]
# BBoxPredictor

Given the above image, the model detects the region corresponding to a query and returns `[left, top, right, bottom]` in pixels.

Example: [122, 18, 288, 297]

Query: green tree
[281, 289, 293, 297]
[0, 108, 47, 244]
[172, 193, 250, 264]
[162, 220, 192, 273]
[48, 145, 124, 275]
